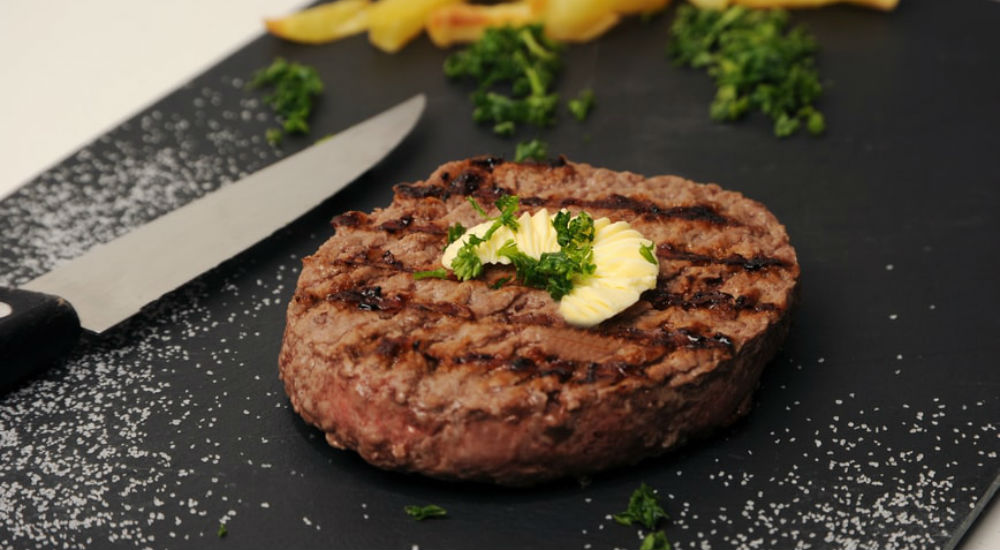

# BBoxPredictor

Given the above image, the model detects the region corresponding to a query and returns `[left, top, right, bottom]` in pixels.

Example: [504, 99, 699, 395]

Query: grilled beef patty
[279, 157, 800, 485]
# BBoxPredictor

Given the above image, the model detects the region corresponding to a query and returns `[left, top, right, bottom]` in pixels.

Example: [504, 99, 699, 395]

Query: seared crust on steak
[279, 157, 799, 485]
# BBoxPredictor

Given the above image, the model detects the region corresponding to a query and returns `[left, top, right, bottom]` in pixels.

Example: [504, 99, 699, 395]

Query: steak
[279, 157, 800, 485]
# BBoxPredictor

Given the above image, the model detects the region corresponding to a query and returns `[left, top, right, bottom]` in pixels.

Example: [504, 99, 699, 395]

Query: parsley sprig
[614, 483, 673, 550]
[640, 530, 672, 550]
[639, 242, 657, 264]
[613, 483, 669, 530]
[404, 504, 448, 521]
[451, 195, 521, 281]
[668, 5, 824, 138]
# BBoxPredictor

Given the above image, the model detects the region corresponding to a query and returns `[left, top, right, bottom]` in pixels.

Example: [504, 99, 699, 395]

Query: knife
[0, 94, 426, 391]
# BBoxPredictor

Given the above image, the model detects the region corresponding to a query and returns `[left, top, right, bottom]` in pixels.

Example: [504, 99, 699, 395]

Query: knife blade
[0, 93, 426, 390]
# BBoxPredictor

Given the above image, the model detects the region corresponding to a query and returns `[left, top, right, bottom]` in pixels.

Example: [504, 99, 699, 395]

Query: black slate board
[1, 1, 998, 549]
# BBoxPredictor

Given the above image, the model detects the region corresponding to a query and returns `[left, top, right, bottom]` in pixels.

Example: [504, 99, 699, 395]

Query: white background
[0, 0, 307, 198]
[0, 1, 996, 547]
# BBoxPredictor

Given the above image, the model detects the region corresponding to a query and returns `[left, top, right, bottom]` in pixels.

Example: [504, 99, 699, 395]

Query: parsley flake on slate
[217, 523, 228, 538]
[613, 483, 669, 530]
[568, 88, 596, 121]
[668, 5, 824, 138]
[404, 504, 448, 521]
[515, 139, 549, 162]
[249, 57, 324, 145]
[640, 530, 672, 550]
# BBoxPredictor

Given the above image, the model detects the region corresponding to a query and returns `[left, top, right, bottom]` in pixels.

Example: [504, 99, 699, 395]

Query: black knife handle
[0, 287, 81, 392]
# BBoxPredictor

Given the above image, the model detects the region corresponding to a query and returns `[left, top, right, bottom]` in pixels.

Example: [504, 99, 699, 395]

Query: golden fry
[427, 2, 541, 47]
[368, 0, 466, 53]
[543, 0, 622, 42]
[613, 0, 672, 14]
[265, 0, 371, 45]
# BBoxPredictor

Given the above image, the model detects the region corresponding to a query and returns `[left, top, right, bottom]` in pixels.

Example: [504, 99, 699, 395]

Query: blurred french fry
[613, 0, 671, 14]
[691, 0, 898, 10]
[265, 0, 371, 45]
[543, 0, 621, 42]
[368, 0, 465, 53]
[848, 0, 898, 10]
[427, 2, 541, 47]
[687, 0, 730, 8]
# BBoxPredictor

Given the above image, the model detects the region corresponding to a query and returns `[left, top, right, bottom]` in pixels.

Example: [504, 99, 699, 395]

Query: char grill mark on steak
[314, 265, 780, 327]
[314, 285, 739, 385]
[395, 167, 496, 200]
[325, 286, 406, 313]
[393, 185, 738, 226]
[395, 162, 736, 226]
[416, 330, 725, 384]
[469, 155, 505, 171]
[326, 222, 792, 280]
[657, 243, 789, 271]
[378, 215, 412, 233]
[330, 210, 369, 229]
[640, 289, 778, 313]
[304, 231, 787, 328]
[354, 332, 727, 386]
[520, 194, 733, 225]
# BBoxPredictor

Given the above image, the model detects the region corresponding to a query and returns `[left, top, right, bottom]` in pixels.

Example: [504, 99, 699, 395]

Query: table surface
[0, 1, 997, 548]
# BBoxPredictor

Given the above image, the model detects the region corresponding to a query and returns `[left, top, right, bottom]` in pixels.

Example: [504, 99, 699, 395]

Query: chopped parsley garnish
[249, 57, 324, 145]
[639, 242, 657, 264]
[613, 483, 668, 530]
[404, 504, 448, 521]
[640, 530, 672, 550]
[568, 88, 596, 121]
[444, 25, 562, 136]
[515, 138, 548, 162]
[448, 195, 596, 301]
[413, 268, 449, 280]
[668, 5, 824, 138]
[499, 239, 594, 301]
[467, 196, 489, 218]
[217, 523, 228, 538]
[496, 209, 596, 301]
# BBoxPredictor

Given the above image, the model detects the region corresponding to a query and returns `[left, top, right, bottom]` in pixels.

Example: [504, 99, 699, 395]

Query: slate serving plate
[1, 1, 998, 548]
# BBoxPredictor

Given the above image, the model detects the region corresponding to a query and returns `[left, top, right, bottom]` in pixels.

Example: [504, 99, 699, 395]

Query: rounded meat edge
[279, 301, 794, 487]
